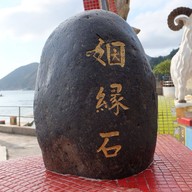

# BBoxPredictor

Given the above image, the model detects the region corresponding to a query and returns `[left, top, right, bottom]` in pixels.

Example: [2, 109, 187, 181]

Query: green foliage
[153, 59, 171, 76]
[158, 96, 178, 136]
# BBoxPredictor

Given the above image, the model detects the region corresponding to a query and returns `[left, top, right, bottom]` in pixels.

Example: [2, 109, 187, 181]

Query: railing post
[0, 105, 34, 126]
[18, 106, 21, 126]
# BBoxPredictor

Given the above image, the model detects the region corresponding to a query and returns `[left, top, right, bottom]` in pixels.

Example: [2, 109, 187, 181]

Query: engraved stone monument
[34, 10, 157, 179]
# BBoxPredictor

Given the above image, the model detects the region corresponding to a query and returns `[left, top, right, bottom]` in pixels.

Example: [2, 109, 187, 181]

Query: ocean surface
[0, 90, 35, 126]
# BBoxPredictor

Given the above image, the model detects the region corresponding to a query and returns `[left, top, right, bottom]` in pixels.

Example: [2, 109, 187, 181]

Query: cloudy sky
[0, 0, 191, 79]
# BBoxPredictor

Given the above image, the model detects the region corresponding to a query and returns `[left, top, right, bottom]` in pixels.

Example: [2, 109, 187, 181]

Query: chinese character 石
[86, 38, 125, 67]
[96, 84, 129, 116]
[96, 86, 108, 112]
[97, 131, 121, 158]
[109, 84, 129, 116]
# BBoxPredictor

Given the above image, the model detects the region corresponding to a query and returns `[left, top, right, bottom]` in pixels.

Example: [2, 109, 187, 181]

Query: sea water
[0, 90, 34, 126]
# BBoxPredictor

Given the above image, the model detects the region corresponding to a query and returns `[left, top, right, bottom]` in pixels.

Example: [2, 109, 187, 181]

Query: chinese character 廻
[86, 38, 106, 66]
[86, 38, 125, 67]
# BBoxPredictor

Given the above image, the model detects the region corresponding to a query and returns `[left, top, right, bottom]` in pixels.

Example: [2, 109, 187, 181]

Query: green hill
[0, 48, 178, 90]
[0, 63, 38, 90]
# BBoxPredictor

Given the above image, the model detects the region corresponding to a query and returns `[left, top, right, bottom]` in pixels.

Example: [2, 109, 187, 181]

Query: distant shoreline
[0, 90, 35, 91]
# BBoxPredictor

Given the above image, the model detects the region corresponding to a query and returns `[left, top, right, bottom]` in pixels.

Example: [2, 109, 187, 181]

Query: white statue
[167, 7, 192, 103]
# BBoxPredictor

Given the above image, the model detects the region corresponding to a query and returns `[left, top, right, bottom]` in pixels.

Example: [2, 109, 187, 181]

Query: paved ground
[0, 132, 41, 160]
[0, 145, 6, 161]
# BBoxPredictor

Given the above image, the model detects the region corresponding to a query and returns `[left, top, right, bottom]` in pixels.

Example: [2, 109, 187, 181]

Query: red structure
[83, 0, 100, 10]
[1, 135, 192, 191]
[178, 117, 192, 126]
[107, 0, 117, 13]
[83, 0, 117, 13]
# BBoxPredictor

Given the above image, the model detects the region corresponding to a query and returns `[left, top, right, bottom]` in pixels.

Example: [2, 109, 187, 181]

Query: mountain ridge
[0, 49, 178, 90]
[0, 62, 38, 90]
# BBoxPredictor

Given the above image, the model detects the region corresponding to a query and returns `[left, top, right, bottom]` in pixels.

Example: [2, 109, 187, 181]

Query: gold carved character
[96, 83, 129, 115]
[86, 38, 106, 66]
[109, 84, 129, 116]
[97, 131, 121, 158]
[86, 38, 125, 67]
[106, 41, 125, 67]
[96, 87, 108, 112]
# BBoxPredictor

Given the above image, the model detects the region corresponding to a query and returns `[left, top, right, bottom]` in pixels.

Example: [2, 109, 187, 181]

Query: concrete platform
[0, 125, 36, 136]
[0, 132, 41, 160]
[0, 145, 7, 161]
[0, 135, 192, 191]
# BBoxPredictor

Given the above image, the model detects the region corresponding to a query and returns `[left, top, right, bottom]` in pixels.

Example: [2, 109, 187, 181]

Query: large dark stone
[34, 10, 157, 179]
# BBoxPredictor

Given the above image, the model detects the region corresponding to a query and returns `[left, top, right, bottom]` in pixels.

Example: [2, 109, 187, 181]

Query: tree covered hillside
[149, 48, 178, 69]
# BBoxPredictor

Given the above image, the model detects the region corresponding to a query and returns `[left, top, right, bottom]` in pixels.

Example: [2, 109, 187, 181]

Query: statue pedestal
[175, 95, 192, 118]
[175, 95, 192, 150]
[177, 118, 192, 150]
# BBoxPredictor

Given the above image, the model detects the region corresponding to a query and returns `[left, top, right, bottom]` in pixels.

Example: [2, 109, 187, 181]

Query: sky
[0, 0, 191, 79]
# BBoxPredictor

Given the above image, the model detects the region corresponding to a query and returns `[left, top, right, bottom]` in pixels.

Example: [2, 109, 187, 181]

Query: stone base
[0, 135, 192, 191]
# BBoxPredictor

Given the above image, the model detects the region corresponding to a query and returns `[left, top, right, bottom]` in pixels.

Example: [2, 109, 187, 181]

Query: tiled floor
[0, 135, 192, 192]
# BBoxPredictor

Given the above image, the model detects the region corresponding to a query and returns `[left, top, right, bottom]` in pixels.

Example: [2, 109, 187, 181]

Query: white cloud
[0, 0, 84, 79]
[0, 0, 191, 78]
[0, 0, 191, 52]
[0, 0, 83, 41]
[128, 0, 192, 56]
